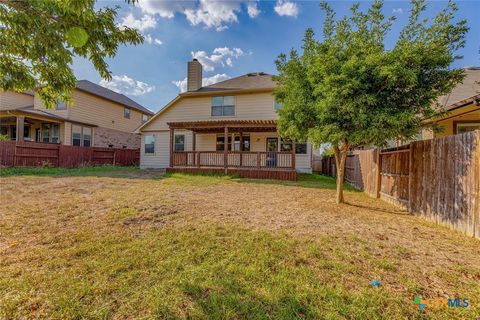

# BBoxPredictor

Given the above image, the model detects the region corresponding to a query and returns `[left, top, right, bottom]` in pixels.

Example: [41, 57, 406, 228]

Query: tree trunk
[333, 140, 349, 204]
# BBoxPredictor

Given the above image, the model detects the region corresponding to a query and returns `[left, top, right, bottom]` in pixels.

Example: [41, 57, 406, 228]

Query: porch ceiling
[167, 119, 277, 133]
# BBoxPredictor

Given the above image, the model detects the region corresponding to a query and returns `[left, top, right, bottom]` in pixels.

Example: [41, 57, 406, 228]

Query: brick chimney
[187, 59, 202, 92]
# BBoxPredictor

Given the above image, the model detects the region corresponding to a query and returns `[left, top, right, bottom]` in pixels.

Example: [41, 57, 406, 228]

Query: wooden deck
[167, 167, 297, 181]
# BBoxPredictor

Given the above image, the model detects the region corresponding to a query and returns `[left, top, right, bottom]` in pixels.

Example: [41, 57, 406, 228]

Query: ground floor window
[174, 134, 185, 151]
[295, 143, 307, 154]
[233, 134, 250, 151]
[279, 138, 307, 154]
[72, 124, 93, 147]
[144, 135, 155, 154]
[83, 127, 91, 147]
[216, 134, 232, 151]
[40, 123, 59, 143]
[455, 122, 480, 134]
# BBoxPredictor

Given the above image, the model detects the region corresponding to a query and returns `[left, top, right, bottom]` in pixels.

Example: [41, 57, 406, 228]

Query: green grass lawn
[0, 165, 142, 177]
[0, 170, 478, 319]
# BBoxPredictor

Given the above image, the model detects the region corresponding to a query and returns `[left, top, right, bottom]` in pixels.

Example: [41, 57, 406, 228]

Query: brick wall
[93, 127, 140, 149]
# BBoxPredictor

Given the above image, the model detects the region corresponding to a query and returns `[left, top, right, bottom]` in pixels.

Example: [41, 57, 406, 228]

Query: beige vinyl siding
[68, 90, 144, 132]
[0, 91, 34, 110]
[33, 93, 70, 118]
[143, 92, 278, 131]
[140, 131, 170, 169]
[63, 122, 72, 145]
[141, 90, 312, 171]
[34, 90, 144, 132]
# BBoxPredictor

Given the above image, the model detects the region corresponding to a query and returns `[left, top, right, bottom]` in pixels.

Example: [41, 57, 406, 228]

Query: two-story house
[137, 59, 313, 180]
[0, 80, 153, 149]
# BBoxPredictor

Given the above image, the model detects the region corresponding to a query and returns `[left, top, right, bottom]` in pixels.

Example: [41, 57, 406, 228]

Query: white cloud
[144, 34, 163, 45]
[392, 8, 403, 14]
[99, 75, 155, 96]
[119, 13, 156, 32]
[247, 1, 260, 18]
[274, 0, 299, 17]
[191, 47, 246, 72]
[172, 73, 231, 92]
[184, 0, 242, 31]
[138, 0, 188, 19]
[139, 0, 259, 31]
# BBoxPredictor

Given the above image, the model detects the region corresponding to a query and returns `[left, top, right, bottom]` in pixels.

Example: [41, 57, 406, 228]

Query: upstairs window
[56, 101, 67, 110]
[211, 96, 235, 117]
[274, 101, 283, 111]
[142, 114, 149, 123]
[124, 108, 131, 119]
[174, 134, 185, 151]
[144, 135, 155, 154]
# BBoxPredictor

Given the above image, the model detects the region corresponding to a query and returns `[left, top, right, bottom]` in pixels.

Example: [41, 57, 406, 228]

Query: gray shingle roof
[439, 68, 480, 110]
[76, 80, 154, 115]
[183, 72, 276, 95]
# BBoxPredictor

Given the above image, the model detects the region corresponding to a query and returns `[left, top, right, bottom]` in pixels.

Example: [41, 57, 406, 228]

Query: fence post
[113, 149, 116, 166]
[375, 148, 382, 198]
[57, 145, 61, 167]
[13, 142, 17, 167]
[408, 143, 413, 213]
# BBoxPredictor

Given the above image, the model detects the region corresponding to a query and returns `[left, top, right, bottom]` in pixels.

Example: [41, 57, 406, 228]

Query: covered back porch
[167, 120, 297, 180]
[0, 109, 63, 143]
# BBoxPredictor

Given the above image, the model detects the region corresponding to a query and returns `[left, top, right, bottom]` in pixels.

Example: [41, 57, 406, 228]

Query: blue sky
[72, 1, 480, 112]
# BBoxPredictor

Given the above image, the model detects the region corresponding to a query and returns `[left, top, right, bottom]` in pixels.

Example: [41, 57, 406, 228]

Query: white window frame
[72, 125, 94, 147]
[455, 122, 480, 134]
[211, 96, 236, 117]
[144, 134, 155, 155]
[174, 134, 185, 151]
[124, 108, 131, 119]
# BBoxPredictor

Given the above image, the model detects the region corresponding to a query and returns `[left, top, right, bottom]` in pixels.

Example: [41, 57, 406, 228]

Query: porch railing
[172, 151, 295, 169]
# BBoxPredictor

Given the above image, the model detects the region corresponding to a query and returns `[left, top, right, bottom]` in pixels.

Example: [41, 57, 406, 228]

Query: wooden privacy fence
[321, 130, 480, 239]
[0, 141, 140, 168]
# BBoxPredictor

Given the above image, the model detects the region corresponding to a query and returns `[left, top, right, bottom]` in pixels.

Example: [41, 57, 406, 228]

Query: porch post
[239, 131, 243, 167]
[192, 131, 196, 166]
[169, 127, 174, 167]
[16, 116, 25, 142]
[291, 140, 296, 170]
[192, 132, 196, 151]
[224, 126, 228, 173]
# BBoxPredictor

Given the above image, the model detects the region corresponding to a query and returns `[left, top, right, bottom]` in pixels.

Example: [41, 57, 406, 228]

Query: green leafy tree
[274, 0, 468, 203]
[0, 0, 143, 108]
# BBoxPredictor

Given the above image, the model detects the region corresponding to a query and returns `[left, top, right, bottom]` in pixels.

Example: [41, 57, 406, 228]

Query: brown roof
[181, 72, 276, 96]
[439, 68, 480, 111]
[76, 80, 154, 115]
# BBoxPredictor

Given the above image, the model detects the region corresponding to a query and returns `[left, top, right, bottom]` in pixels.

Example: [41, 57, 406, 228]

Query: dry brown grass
[0, 169, 478, 319]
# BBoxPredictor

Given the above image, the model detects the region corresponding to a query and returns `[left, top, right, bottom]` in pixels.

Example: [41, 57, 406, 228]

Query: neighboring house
[137, 59, 313, 179]
[0, 80, 153, 148]
[382, 67, 480, 148]
[422, 67, 480, 139]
